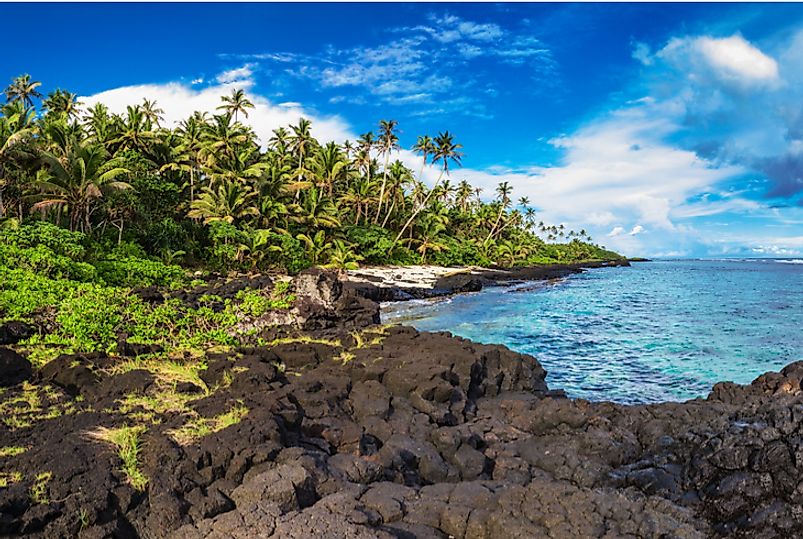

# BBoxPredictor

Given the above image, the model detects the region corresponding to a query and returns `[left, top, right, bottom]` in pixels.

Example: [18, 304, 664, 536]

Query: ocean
[382, 259, 803, 404]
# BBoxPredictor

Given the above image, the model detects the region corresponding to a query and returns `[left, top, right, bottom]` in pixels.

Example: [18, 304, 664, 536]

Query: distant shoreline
[344, 259, 631, 303]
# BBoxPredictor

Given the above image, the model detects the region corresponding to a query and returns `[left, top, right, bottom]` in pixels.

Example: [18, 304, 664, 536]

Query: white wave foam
[776, 259, 803, 265]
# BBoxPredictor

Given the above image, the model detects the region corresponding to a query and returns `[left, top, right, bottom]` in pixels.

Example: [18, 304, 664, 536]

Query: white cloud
[81, 81, 353, 147]
[632, 42, 653, 66]
[215, 63, 256, 85]
[659, 34, 779, 89]
[629, 225, 645, 235]
[696, 35, 779, 84]
[608, 226, 625, 237]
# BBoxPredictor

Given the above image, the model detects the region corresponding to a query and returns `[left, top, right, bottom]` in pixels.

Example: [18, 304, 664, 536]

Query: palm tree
[290, 187, 340, 232]
[412, 135, 435, 181]
[325, 239, 363, 270]
[112, 105, 156, 153]
[141, 99, 164, 126]
[288, 118, 314, 194]
[407, 212, 448, 264]
[32, 141, 130, 232]
[43, 89, 81, 119]
[296, 230, 332, 265]
[217, 89, 254, 123]
[5, 75, 42, 108]
[487, 181, 513, 241]
[187, 180, 258, 225]
[311, 141, 349, 197]
[339, 176, 377, 225]
[392, 131, 463, 249]
[374, 119, 399, 223]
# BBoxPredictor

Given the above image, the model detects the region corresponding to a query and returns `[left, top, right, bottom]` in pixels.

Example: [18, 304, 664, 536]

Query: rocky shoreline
[1, 267, 802, 538]
[345, 259, 632, 302]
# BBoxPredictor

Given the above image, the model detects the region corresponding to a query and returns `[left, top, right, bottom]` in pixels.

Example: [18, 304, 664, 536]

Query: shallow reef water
[383, 259, 803, 404]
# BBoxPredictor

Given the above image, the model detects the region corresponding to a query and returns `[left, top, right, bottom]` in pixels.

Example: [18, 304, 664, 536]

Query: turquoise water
[382, 260, 803, 404]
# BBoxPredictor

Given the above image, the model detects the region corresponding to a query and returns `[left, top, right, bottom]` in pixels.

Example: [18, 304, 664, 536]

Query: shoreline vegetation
[5, 75, 803, 537]
[1, 75, 623, 280]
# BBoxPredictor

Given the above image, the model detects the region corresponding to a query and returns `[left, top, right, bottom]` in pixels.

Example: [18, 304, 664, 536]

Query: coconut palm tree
[412, 135, 435, 181]
[5, 75, 42, 108]
[141, 99, 164, 126]
[187, 180, 258, 225]
[217, 89, 254, 123]
[392, 131, 463, 249]
[32, 141, 130, 232]
[374, 119, 399, 223]
[43, 89, 82, 119]
[487, 181, 513, 241]
[288, 118, 314, 196]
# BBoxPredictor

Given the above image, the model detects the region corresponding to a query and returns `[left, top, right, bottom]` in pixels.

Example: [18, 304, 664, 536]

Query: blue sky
[6, 2, 803, 257]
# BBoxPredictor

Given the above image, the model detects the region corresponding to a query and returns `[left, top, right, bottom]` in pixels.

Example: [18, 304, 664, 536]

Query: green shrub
[0, 221, 87, 259]
[94, 257, 186, 287]
[54, 286, 128, 352]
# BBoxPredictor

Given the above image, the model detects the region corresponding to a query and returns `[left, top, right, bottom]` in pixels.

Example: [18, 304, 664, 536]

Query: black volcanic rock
[0, 321, 35, 345]
[0, 347, 31, 386]
[6, 269, 803, 538]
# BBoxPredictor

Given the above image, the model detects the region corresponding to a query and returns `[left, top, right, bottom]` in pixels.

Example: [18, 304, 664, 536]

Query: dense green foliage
[0, 221, 296, 364]
[0, 74, 622, 274]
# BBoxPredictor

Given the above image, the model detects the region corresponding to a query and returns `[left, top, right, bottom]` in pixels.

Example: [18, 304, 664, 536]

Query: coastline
[344, 259, 631, 302]
[2, 266, 801, 538]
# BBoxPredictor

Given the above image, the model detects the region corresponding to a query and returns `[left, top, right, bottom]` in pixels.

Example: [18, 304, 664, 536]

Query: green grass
[0, 446, 27, 458]
[169, 403, 249, 445]
[0, 471, 23, 488]
[90, 425, 148, 491]
[30, 472, 52, 504]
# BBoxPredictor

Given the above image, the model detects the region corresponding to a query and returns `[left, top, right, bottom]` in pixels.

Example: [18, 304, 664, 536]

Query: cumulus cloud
[658, 34, 779, 89]
[81, 80, 353, 147]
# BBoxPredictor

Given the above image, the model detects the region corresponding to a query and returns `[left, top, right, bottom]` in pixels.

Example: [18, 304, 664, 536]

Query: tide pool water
[382, 260, 803, 404]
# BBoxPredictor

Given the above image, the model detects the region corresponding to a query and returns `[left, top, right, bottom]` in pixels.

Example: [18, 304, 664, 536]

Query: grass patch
[0, 382, 78, 430]
[0, 446, 27, 458]
[107, 356, 209, 393]
[0, 471, 23, 488]
[169, 403, 248, 445]
[90, 425, 148, 491]
[29, 472, 52, 504]
[258, 335, 342, 348]
[335, 351, 356, 364]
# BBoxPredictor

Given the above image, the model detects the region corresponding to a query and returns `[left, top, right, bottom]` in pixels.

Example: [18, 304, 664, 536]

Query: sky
[5, 2, 803, 258]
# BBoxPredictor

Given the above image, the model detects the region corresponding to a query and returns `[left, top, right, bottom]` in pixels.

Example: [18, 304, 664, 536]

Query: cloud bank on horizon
[73, 5, 803, 258]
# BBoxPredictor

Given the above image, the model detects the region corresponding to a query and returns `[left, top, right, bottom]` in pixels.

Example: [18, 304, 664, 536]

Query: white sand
[345, 265, 477, 289]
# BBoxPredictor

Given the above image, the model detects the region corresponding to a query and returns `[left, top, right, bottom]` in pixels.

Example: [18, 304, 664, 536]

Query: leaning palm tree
[374, 119, 399, 223]
[187, 180, 258, 225]
[217, 89, 254, 123]
[32, 141, 130, 233]
[391, 131, 463, 250]
[5, 74, 42, 108]
[412, 135, 435, 182]
[487, 181, 513, 241]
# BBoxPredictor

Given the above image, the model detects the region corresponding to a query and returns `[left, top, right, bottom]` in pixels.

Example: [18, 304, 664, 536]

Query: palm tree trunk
[374, 149, 390, 224]
[389, 168, 445, 252]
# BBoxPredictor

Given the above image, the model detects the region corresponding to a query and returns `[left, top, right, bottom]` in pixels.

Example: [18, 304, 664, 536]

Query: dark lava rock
[0, 347, 32, 387]
[293, 268, 380, 329]
[0, 321, 36, 345]
[36, 353, 100, 396]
